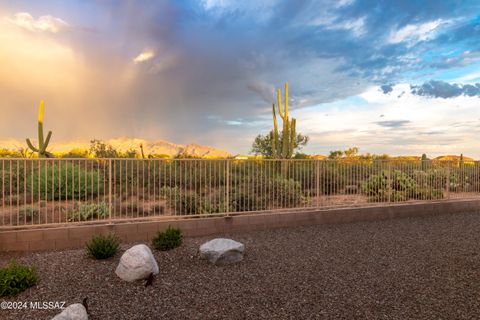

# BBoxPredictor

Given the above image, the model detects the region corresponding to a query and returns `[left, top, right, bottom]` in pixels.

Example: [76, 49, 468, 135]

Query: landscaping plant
[0, 260, 38, 296]
[86, 234, 120, 259]
[152, 226, 183, 251]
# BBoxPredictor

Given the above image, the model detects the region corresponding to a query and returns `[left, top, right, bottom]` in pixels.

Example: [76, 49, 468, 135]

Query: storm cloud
[0, 0, 480, 154]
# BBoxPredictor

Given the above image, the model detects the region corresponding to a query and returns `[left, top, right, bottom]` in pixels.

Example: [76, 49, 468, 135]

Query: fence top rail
[0, 157, 476, 164]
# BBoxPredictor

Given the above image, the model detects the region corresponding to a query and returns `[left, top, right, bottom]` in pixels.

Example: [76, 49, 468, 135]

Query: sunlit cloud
[296, 84, 480, 157]
[388, 19, 445, 45]
[133, 50, 155, 64]
[4, 12, 68, 33]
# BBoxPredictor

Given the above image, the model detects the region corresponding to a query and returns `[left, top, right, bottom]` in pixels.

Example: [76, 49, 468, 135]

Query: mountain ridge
[0, 137, 232, 158]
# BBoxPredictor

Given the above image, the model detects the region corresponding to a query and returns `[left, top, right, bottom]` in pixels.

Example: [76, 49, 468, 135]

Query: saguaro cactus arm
[25, 138, 39, 152]
[271, 103, 279, 157]
[277, 89, 284, 119]
[290, 118, 296, 157]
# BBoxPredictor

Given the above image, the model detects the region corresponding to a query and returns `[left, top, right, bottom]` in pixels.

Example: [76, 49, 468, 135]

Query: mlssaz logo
[29, 301, 66, 310]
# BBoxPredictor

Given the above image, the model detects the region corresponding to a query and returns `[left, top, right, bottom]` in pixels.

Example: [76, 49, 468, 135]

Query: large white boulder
[115, 244, 159, 282]
[199, 238, 245, 265]
[52, 303, 88, 320]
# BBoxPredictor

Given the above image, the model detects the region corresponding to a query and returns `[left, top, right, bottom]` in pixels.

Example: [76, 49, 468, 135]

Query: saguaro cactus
[271, 82, 297, 158]
[26, 100, 53, 158]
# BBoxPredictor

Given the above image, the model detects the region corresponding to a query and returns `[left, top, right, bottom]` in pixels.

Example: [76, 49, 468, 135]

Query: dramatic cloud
[0, 0, 480, 155]
[410, 80, 480, 98]
[5, 12, 68, 33]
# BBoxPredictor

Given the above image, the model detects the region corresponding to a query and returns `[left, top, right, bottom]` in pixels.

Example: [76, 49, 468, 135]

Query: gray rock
[199, 238, 245, 265]
[115, 244, 159, 282]
[51, 303, 88, 320]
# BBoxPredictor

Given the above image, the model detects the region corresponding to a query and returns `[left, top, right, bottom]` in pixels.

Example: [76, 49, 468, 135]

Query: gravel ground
[1, 212, 480, 320]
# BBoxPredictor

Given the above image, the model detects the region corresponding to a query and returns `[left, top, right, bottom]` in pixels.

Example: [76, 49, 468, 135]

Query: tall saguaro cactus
[271, 82, 297, 158]
[26, 100, 53, 158]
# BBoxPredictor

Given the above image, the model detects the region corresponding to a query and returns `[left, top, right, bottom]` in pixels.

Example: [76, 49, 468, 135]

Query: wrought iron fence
[0, 158, 479, 228]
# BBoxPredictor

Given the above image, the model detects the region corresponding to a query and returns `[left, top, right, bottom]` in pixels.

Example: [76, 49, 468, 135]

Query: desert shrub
[29, 162, 104, 200]
[18, 206, 39, 221]
[231, 191, 266, 212]
[318, 163, 346, 195]
[174, 191, 201, 214]
[86, 234, 120, 259]
[290, 161, 316, 191]
[415, 188, 444, 200]
[0, 161, 28, 194]
[163, 177, 303, 214]
[61, 148, 89, 158]
[362, 171, 389, 201]
[391, 170, 417, 194]
[68, 202, 108, 221]
[152, 226, 182, 251]
[0, 260, 38, 296]
[362, 170, 443, 202]
[362, 170, 416, 201]
[268, 178, 302, 207]
[163, 186, 212, 214]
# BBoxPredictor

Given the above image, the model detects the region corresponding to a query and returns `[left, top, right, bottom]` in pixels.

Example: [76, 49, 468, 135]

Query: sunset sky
[0, 0, 480, 157]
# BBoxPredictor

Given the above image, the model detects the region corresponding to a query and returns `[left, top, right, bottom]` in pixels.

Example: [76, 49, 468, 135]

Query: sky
[0, 0, 480, 157]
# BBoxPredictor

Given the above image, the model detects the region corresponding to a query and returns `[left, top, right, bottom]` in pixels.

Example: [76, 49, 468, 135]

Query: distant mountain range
[0, 137, 232, 158]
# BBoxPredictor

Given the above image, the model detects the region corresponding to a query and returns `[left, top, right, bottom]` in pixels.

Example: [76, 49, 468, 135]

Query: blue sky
[0, 0, 479, 157]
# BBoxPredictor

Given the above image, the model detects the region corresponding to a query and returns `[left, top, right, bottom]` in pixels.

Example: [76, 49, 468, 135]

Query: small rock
[51, 303, 88, 320]
[199, 238, 245, 265]
[115, 244, 159, 282]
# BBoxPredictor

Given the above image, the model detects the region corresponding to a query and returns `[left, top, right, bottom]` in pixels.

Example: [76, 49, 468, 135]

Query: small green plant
[68, 202, 108, 221]
[19, 206, 39, 221]
[85, 234, 120, 259]
[152, 226, 182, 251]
[0, 260, 38, 296]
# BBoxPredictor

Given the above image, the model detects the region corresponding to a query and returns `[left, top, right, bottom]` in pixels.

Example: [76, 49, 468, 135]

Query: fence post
[446, 163, 450, 199]
[315, 160, 320, 208]
[387, 162, 391, 203]
[108, 158, 112, 221]
[225, 160, 230, 216]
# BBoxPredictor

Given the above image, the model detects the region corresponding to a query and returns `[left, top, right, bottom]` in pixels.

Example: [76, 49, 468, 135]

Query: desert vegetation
[0, 157, 478, 227]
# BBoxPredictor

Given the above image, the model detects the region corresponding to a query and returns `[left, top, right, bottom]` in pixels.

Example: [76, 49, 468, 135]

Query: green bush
[29, 162, 104, 200]
[0, 260, 38, 296]
[0, 162, 28, 194]
[85, 234, 120, 259]
[362, 170, 443, 202]
[268, 178, 302, 207]
[19, 206, 39, 221]
[318, 164, 346, 195]
[231, 190, 266, 212]
[68, 202, 108, 222]
[163, 187, 202, 215]
[152, 226, 182, 251]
